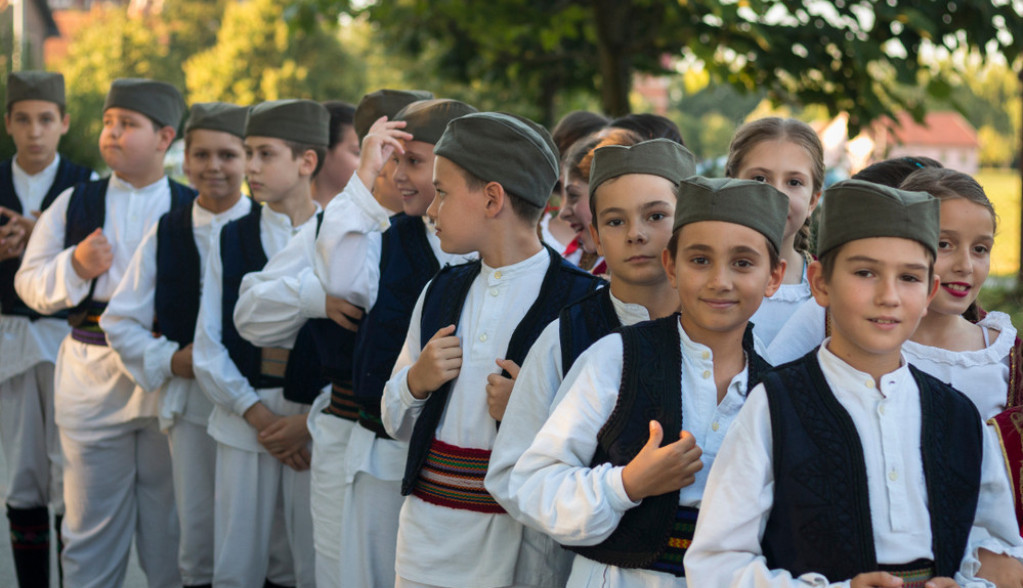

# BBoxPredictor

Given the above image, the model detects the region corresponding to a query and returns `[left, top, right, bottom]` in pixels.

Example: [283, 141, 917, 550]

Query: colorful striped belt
[412, 439, 505, 514]
[259, 347, 290, 379]
[878, 559, 935, 588]
[70, 301, 107, 346]
[322, 383, 360, 422]
[646, 505, 699, 577]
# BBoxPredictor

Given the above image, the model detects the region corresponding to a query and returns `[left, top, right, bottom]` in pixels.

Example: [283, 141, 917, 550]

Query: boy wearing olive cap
[100, 102, 251, 587]
[0, 69, 94, 588]
[510, 177, 786, 586]
[191, 99, 328, 588]
[685, 180, 1023, 587]
[15, 77, 194, 587]
[380, 112, 603, 587]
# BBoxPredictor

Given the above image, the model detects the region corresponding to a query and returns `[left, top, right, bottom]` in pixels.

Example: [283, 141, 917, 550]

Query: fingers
[0, 206, 18, 222]
[852, 571, 903, 588]
[646, 420, 664, 449]
[429, 324, 457, 342]
[336, 297, 364, 320]
[495, 358, 520, 379]
[924, 579, 959, 588]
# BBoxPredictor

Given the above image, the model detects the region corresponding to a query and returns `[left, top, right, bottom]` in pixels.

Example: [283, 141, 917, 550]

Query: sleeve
[235, 222, 325, 348]
[313, 174, 390, 309]
[683, 385, 851, 588]
[486, 319, 565, 518]
[192, 229, 261, 417]
[509, 334, 643, 545]
[14, 187, 93, 314]
[380, 284, 430, 442]
[99, 224, 179, 393]
[766, 299, 827, 366]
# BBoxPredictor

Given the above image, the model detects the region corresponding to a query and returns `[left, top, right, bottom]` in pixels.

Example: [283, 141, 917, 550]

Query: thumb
[430, 324, 456, 341]
[495, 358, 521, 379]
[645, 420, 664, 450]
[89, 227, 104, 238]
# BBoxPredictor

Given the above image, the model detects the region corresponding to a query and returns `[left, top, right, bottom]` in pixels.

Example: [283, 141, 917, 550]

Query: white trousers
[60, 418, 180, 588]
[213, 442, 315, 588]
[341, 471, 403, 588]
[307, 393, 354, 588]
[0, 362, 62, 511]
[167, 419, 217, 586]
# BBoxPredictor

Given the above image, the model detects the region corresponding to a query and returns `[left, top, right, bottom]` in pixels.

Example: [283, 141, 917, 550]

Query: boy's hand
[407, 325, 461, 400]
[243, 402, 279, 432]
[258, 414, 312, 471]
[325, 295, 364, 332]
[923, 579, 959, 588]
[0, 206, 36, 261]
[850, 572, 903, 587]
[356, 116, 412, 189]
[977, 547, 1023, 587]
[71, 228, 113, 280]
[485, 359, 520, 421]
[621, 421, 702, 501]
[170, 343, 195, 379]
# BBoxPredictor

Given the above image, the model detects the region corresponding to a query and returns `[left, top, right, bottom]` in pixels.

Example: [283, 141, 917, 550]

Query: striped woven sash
[878, 559, 935, 588]
[411, 439, 505, 514]
[322, 383, 359, 422]
[70, 301, 108, 346]
[646, 505, 699, 576]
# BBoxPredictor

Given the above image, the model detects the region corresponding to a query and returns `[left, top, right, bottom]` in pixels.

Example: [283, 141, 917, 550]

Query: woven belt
[70, 301, 107, 346]
[878, 559, 935, 588]
[260, 347, 290, 378]
[645, 505, 699, 577]
[322, 383, 359, 421]
[412, 439, 505, 514]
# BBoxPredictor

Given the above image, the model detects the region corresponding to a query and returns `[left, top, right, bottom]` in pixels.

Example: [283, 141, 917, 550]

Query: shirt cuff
[58, 247, 92, 305]
[298, 270, 328, 319]
[398, 372, 428, 410]
[347, 175, 391, 231]
[143, 340, 178, 392]
[232, 391, 262, 418]
[607, 465, 642, 511]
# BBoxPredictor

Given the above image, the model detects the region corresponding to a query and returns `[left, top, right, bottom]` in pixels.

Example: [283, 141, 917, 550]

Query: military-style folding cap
[7, 71, 64, 108]
[353, 89, 434, 142]
[184, 102, 248, 138]
[245, 99, 329, 147]
[817, 178, 939, 257]
[393, 99, 477, 146]
[589, 138, 697, 197]
[672, 176, 789, 253]
[103, 78, 185, 129]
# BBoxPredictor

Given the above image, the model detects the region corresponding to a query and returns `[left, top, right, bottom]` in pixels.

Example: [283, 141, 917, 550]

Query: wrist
[620, 463, 645, 502]
[70, 250, 89, 279]
[243, 402, 275, 431]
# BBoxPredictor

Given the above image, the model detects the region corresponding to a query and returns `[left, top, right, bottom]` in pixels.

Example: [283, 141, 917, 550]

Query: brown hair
[667, 226, 783, 270]
[559, 128, 643, 223]
[459, 166, 544, 225]
[725, 117, 824, 255]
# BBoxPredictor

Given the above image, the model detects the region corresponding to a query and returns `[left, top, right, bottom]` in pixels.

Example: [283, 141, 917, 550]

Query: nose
[875, 275, 900, 307]
[707, 263, 732, 291]
[949, 246, 972, 276]
[626, 220, 647, 244]
[392, 160, 408, 182]
[426, 194, 439, 221]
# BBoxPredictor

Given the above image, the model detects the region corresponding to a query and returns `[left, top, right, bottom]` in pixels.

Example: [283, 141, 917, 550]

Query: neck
[196, 192, 243, 215]
[114, 165, 165, 189]
[609, 277, 679, 319]
[911, 309, 983, 351]
[266, 184, 317, 227]
[480, 225, 544, 269]
[781, 236, 804, 285]
[311, 177, 340, 209]
[15, 152, 55, 176]
[825, 335, 901, 386]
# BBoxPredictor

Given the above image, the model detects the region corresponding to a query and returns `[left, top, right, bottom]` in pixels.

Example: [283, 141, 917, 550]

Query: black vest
[569, 316, 769, 569]
[400, 246, 604, 495]
[760, 353, 982, 580]
[0, 157, 92, 319]
[154, 204, 201, 346]
[558, 286, 620, 377]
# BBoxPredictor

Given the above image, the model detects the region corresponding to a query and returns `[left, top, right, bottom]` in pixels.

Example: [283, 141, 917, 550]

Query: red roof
[878, 111, 978, 148]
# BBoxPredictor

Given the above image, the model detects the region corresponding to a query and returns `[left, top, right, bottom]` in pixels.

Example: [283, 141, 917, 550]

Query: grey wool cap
[433, 111, 559, 207]
[673, 176, 789, 254]
[354, 89, 434, 142]
[817, 178, 939, 257]
[103, 78, 185, 129]
[7, 71, 65, 108]
[393, 99, 478, 146]
[589, 139, 697, 198]
[184, 102, 248, 139]
[245, 99, 329, 147]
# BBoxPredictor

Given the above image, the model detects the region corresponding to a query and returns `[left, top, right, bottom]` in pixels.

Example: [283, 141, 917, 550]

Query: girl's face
[931, 197, 995, 317]
[735, 139, 820, 245]
[558, 171, 595, 252]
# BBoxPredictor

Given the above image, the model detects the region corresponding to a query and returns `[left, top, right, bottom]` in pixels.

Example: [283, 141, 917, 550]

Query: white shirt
[381, 248, 551, 588]
[192, 203, 319, 452]
[766, 297, 827, 365]
[510, 319, 750, 587]
[751, 263, 812, 347]
[683, 341, 1023, 587]
[100, 197, 252, 429]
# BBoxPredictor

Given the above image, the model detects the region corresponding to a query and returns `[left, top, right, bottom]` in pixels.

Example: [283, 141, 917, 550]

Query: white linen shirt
[751, 263, 812, 347]
[15, 174, 182, 429]
[192, 203, 318, 452]
[381, 247, 551, 588]
[683, 341, 1023, 587]
[509, 319, 750, 588]
[766, 297, 827, 365]
[100, 197, 252, 430]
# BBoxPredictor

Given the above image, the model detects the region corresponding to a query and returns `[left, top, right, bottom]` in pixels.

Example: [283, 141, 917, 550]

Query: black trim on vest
[559, 287, 620, 377]
[154, 204, 200, 346]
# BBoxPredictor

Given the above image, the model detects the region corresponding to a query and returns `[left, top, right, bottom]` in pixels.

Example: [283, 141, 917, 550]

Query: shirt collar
[109, 173, 167, 193]
[817, 337, 911, 398]
[481, 246, 548, 282]
[12, 153, 60, 180]
[677, 319, 751, 397]
[609, 290, 651, 327]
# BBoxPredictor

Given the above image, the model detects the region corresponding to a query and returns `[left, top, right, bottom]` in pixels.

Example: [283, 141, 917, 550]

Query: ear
[764, 258, 787, 298]
[482, 181, 506, 219]
[807, 259, 829, 308]
[808, 189, 822, 214]
[298, 149, 318, 177]
[3, 114, 10, 135]
[922, 271, 940, 318]
[60, 113, 70, 135]
[156, 126, 176, 152]
[662, 246, 678, 290]
[590, 223, 604, 258]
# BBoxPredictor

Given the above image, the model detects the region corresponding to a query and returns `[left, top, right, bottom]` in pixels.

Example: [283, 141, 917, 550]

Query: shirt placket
[876, 376, 909, 532]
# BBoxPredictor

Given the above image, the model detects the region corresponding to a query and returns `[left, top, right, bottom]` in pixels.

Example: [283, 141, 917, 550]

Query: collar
[677, 319, 751, 397]
[12, 153, 60, 180]
[817, 337, 911, 398]
[109, 173, 167, 194]
[195, 196, 252, 226]
[609, 290, 651, 327]
[481, 246, 548, 283]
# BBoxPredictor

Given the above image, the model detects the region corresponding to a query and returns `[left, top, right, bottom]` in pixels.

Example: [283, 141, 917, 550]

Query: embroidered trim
[646, 506, 699, 577]
[411, 439, 505, 514]
[878, 559, 935, 588]
[70, 301, 107, 346]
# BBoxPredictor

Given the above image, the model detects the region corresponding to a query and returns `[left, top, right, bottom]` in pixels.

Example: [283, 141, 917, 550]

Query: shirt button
[489, 288, 499, 297]
[711, 422, 719, 432]
[701, 351, 710, 360]
[879, 404, 886, 415]
[479, 333, 488, 342]
[888, 470, 898, 481]
[494, 271, 502, 279]
[865, 380, 875, 389]
[702, 370, 711, 379]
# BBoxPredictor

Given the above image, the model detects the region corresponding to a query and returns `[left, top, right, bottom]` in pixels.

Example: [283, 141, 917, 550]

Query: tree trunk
[592, 0, 632, 117]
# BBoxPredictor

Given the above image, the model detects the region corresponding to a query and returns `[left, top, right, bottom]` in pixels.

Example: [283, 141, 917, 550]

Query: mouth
[941, 282, 971, 298]
[701, 298, 737, 310]
[248, 181, 263, 191]
[869, 317, 901, 330]
[398, 188, 417, 200]
[626, 255, 654, 263]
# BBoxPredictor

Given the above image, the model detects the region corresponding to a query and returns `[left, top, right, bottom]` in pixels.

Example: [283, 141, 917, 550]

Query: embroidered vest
[569, 316, 769, 571]
[154, 204, 201, 346]
[558, 286, 620, 377]
[400, 246, 604, 495]
[760, 353, 982, 580]
[0, 157, 92, 319]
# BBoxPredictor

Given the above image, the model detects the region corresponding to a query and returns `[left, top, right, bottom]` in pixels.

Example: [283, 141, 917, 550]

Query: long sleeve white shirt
[192, 203, 318, 452]
[100, 197, 252, 429]
[766, 297, 827, 365]
[381, 248, 553, 588]
[510, 319, 750, 587]
[750, 263, 812, 347]
[683, 341, 1023, 587]
[14, 174, 181, 430]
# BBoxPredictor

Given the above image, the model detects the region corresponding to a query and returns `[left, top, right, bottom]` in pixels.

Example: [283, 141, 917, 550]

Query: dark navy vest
[0, 157, 92, 319]
[569, 316, 769, 569]
[558, 286, 620, 377]
[400, 246, 604, 495]
[759, 353, 982, 580]
[154, 204, 201, 346]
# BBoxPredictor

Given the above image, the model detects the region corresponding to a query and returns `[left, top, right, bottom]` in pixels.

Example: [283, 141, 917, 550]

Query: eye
[854, 269, 874, 278]
[733, 258, 754, 269]
[649, 212, 667, 222]
[751, 174, 767, 183]
[937, 240, 952, 250]
[787, 178, 805, 187]
[900, 273, 922, 283]
[605, 218, 623, 227]
[689, 256, 709, 265]
[973, 244, 990, 255]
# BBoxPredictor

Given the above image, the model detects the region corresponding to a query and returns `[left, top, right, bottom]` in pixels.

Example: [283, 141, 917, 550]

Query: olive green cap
[103, 78, 184, 129]
[589, 139, 697, 197]
[245, 99, 329, 147]
[433, 111, 559, 207]
[353, 89, 434, 142]
[672, 176, 789, 253]
[6, 71, 64, 108]
[184, 102, 248, 139]
[393, 99, 477, 146]
[817, 178, 939, 257]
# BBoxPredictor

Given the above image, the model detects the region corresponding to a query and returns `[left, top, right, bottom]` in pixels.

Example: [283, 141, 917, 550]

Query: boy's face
[590, 174, 675, 287]
[244, 136, 311, 203]
[809, 237, 939, 367]
[184, 129, 245, 201]
[429, 155, 485, 254]
[392, 139, 436, 217]
[663, 220, 784, 342]
[321, 124, 360, 189]
[100, 107, 170, 176]
[5, 100, 68, 170]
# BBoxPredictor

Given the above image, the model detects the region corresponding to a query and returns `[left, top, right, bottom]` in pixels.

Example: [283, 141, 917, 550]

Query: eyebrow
[745, 166, 808, 177]
[845, 254, 928, 272]
[681, 243, 764, 257]
[598, 201, 672, 217]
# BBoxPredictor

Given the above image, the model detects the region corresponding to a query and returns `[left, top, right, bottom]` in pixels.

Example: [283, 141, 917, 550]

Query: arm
[766, 299, 827, 366]
[380, 286, 430, 442]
